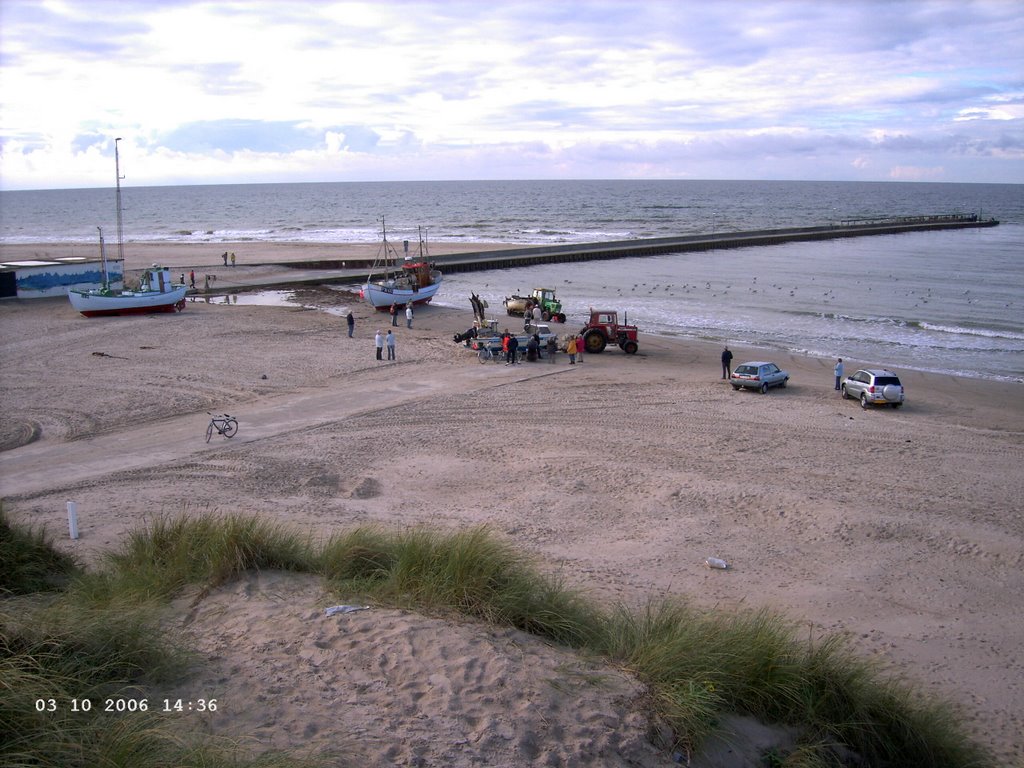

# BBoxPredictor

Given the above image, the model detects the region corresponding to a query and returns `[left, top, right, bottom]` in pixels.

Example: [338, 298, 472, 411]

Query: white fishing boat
[67, 138, 187, 317]
[360, 219, 442, 309]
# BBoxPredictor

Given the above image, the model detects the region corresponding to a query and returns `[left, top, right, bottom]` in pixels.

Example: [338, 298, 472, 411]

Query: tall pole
[97, 227, 108, 287]
[114, 137, 125, 263]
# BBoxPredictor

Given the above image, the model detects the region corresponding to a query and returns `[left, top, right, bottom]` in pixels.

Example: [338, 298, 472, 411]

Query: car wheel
[779, 378, 787, 388]
[760, 382, 769, 394]
[731, 385, 740, 391]
[841, 386, 850, 400]
[892, 402, 903, 409]
[860, 393, 870, 409]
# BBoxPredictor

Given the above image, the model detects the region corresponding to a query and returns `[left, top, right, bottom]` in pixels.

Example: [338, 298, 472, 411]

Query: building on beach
[0, 256, 123, 300]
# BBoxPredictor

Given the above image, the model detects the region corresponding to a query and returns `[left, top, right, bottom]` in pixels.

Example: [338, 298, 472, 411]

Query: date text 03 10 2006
[34, 698, 218, 713]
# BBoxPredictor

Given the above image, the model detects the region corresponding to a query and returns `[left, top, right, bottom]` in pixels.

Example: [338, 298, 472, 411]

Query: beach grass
[1, 508, 993, 767]
[596, 599, 989, 765]
[1, 506, 81, 596]
[319, 524, 600, 647]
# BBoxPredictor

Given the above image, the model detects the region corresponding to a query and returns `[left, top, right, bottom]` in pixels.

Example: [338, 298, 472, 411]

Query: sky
[0, 0, 1022, 190]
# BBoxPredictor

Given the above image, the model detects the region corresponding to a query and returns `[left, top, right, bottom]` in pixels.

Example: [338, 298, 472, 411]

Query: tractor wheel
[622, 340, 638, 354]
[583, 330, 607, 353]
[557, 313, 566, 323]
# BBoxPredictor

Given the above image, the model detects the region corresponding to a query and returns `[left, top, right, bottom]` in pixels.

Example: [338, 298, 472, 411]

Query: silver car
[730, 361, 790, 393]
[841, 369, 905, 409]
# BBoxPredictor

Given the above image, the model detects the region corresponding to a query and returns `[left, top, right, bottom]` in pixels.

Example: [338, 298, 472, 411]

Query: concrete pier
[282, 213, 998, 278]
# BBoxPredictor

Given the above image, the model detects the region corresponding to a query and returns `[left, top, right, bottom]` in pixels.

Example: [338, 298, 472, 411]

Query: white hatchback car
[730, 361, 790, 393]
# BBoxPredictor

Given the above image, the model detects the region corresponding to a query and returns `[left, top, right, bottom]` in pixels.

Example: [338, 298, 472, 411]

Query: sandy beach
[1, 242, 1022, 766]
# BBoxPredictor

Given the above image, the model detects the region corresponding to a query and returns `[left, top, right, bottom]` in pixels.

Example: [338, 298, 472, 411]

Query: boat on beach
[67, 138, 187, 317]
[68, 252, 187, 316]
[360, 220, 442, 309]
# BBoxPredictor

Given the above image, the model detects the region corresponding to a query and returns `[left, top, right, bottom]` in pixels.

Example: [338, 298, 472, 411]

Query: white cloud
[1, 0, 1022, 188]
[889, 165, 946, 181]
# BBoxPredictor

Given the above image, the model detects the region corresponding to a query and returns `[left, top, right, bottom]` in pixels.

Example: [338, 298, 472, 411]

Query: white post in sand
[67, 501, 79, 539]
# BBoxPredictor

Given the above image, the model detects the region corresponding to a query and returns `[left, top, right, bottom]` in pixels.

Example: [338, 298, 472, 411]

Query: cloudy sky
[1, 0, 1022, 190]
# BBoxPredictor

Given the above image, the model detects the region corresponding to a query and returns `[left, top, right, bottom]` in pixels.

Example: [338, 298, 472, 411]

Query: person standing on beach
[406, 304, 413, 329]
[576, 333, 585, 364]
[189, 270, 195, 289]
[567, 335, 578, 364]
[834, 358, 844, 391]
[507, 333, 519, 364]
[222, 251, 228, 266]
[230, 252, 236, 267]
[386, 330, 396, 360]
[721, 347, 733, 379]
[346, 311, 355, 338]
[374, 330, 383, 361]
[390, 303, 398, 326]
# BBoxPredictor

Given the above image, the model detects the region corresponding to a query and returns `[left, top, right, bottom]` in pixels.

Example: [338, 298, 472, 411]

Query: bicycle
[206, 412, 238, 442]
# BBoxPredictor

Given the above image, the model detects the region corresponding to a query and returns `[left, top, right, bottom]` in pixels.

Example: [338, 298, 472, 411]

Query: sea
[2, 180, 1022, 382]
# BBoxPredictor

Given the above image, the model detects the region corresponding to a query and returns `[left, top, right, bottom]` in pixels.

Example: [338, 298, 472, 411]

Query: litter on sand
[705, 557, 729, 570]
[324, 605, 370, 616]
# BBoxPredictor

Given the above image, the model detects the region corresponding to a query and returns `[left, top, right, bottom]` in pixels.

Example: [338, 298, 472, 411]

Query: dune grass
[1, 508, 994, 767]
[596, 599, 990, 765]
[319, 524, 601, 646]
[1, 507, 81, 596]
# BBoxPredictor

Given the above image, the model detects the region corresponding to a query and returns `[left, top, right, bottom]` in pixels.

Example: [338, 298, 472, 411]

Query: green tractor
[504, 287, 566, 323]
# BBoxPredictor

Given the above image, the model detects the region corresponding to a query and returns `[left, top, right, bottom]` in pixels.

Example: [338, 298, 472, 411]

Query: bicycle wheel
[222, 418, 238, 438]
[205, 422, 214, 443]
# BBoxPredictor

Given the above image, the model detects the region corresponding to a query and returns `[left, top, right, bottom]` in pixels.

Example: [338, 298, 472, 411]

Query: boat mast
[114, 137, 125, 264]
[381, 216, 395, 277]
[418, 226, 429, 259]
[97, 227, 109, 288]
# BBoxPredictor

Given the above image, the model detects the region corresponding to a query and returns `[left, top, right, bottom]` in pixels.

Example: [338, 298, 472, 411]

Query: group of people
[343, 305, 412, 362]
[374, 329, 397, 361]
[389, 302, 414, 328]
[498, 330, 585, 365]
[179, 253, 237, 291]
[521, 301, 544, 328]
[346, 302, 588, 368]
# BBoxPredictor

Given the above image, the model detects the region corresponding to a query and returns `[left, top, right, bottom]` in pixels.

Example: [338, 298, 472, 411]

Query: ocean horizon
[2, 178, 1022, 245]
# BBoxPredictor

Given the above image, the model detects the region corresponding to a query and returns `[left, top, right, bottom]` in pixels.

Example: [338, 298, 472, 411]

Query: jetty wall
[286, 214, 997, 275]
[428, 215, 997, 275]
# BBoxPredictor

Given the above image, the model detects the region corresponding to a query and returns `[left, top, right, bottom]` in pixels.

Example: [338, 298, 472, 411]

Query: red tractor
[580, 310, 639, 354]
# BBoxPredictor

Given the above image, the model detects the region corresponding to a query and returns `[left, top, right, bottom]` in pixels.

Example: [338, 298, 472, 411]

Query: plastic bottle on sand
[705, 557, 729, 570]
